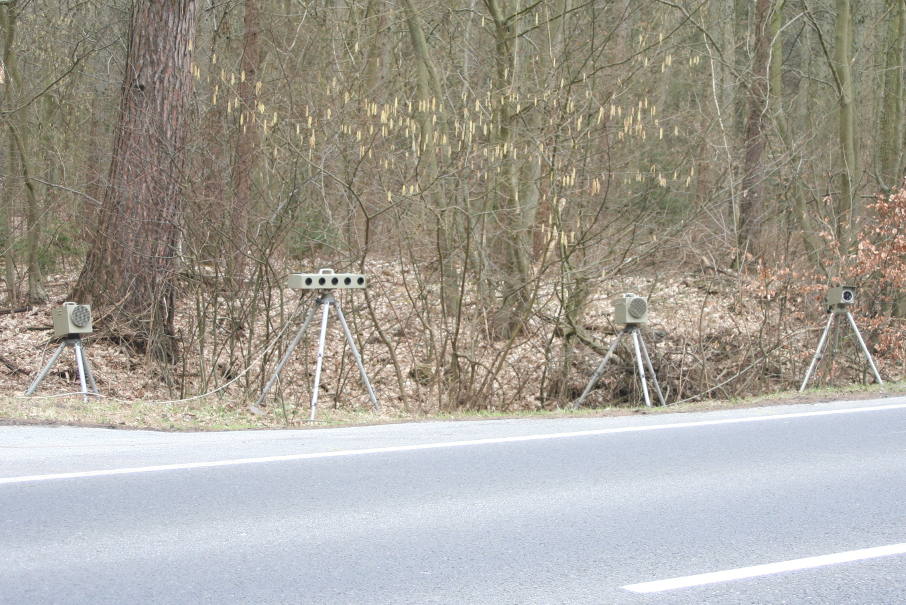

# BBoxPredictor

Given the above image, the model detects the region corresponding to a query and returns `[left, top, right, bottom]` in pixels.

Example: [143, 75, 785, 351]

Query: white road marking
[2, 401, 905, 485]
[623, 542, 906, 593]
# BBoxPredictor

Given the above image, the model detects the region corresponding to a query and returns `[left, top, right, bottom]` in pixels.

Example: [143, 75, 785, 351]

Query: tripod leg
[24, 341, 67, 396]
[631, 329, 652, 407]
[78, 342, 98, 395]
[73, 339, 89, 402]
[333, 301, 380, 412]
[638, 334, 666, 406]
[309, 299, 332, 421]
[800, 313, 835, 392]
[845, 312, 884, 386]
[573, 331, 625, 409]
[255, 301, 318, 407]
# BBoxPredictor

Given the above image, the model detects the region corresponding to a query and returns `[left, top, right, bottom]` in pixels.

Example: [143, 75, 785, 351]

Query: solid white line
[2, 400, 906, 486]
[623, 542, 906, 593]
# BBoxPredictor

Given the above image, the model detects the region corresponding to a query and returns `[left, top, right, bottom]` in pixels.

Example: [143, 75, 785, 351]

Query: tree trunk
[73, 0, 197, 362]
[832, 0, 857, 252]
[19, 129, 46, 303]
[0, 131, 14, 306]
[736, 0, 773, 265]
[1, 1, 19, 306]
[878, 0, 905, 189]
[228, 0, 261, 285]
[401, 0, 460, 315]
[362, 0, 389, 95]
[485, 0, 535, 339]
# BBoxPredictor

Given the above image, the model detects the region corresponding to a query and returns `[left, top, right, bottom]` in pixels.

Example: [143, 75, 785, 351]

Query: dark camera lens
[344, 277, 352, 285]
[305, 277, 313, 286]
[318, 277, 326, 285]
[357, 277, 365, 285]
[843, 290, 853, 301]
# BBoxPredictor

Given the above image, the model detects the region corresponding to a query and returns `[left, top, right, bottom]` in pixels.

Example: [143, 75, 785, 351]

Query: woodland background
[0, 0, 904, 418]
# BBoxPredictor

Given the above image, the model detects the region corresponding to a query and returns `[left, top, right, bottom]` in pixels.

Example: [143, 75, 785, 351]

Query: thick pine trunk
[73, 0, 197, 362]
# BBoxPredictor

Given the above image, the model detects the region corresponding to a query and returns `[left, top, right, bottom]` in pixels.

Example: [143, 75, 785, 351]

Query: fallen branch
[0, 354, 28, 375]
[0, 305, 32, 316]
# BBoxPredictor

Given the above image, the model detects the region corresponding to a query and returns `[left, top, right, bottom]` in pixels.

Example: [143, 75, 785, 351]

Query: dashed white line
[2, 401, 905, 485]
[623, 542, 906, 593]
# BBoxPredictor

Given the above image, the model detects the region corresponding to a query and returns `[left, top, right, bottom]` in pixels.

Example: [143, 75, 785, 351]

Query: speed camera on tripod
[26, 302, 98, 401]
[574, 292, 664, 408]
[258, 267, 378, 421]
[801, 284, 882, 391]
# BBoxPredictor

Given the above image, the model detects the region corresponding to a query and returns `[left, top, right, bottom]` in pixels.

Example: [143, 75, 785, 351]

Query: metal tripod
[573, 325, 665, 409]
[799, 309, 883, 392]
[256, 292, 380, 420]
[24, 335, 98, 402]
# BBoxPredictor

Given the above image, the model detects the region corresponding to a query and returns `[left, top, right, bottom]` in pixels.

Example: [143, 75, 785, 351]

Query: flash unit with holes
[287, 268, 367, 290]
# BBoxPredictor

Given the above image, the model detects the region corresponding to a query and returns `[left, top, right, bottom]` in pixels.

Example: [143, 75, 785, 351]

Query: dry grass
[2, 381, 903, 432]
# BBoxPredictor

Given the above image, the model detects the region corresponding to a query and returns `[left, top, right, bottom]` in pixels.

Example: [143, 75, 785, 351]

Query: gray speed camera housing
[613, 293, 648, 325]
[52, 302, 93, 338]
[825, 285, 856, 308]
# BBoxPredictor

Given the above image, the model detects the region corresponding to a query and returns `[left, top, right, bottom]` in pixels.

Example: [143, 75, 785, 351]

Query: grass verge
[1, 381, 904, 432]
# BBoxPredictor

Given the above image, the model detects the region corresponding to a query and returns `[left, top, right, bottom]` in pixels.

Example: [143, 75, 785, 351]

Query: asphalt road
[2, 396, 906, 604]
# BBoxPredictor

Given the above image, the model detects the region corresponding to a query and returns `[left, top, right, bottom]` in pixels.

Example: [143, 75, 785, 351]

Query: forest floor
[1, 260, 904, 431]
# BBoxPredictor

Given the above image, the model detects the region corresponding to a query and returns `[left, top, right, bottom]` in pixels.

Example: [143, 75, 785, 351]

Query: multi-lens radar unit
[52, 302, 93, 338]
[613, 293, 648, 325]
[287, 268, 367, 290]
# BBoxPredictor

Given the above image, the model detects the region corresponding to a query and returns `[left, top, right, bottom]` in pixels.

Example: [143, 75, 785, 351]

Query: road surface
[2, 396, 906, 603]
